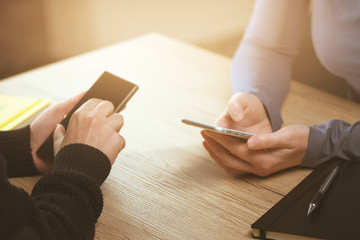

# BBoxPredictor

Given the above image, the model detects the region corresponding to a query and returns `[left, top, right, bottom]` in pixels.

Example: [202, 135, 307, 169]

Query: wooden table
[2, 33, 360, 239]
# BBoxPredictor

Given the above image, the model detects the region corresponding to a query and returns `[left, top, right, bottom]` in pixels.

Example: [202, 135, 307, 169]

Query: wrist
[297, 125, 310, 165]
[54, 144, 111, 186]
[301, 126, 323, 168]
[248, 91, 282, 131]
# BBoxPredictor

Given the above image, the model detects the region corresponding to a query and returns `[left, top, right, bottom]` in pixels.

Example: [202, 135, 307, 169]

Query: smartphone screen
[181, 118, 255, 140]
[37, 71, 139, 162]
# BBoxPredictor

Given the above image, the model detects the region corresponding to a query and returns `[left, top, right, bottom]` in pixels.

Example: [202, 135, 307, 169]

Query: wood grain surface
[2, 33, 360, 240]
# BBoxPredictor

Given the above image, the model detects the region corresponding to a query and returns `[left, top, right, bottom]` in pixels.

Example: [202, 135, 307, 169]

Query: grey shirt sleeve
[302, 120, 360, 168]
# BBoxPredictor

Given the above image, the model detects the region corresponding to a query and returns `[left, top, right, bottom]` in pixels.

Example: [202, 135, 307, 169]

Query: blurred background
[0, 0, 253, 79]
[0, 0, 345, 98]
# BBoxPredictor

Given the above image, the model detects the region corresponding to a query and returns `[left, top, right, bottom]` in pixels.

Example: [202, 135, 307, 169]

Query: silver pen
[307, 165, 340, 216]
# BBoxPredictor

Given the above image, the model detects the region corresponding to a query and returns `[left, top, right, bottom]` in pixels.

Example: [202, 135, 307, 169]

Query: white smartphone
[181, 118, 255, 140]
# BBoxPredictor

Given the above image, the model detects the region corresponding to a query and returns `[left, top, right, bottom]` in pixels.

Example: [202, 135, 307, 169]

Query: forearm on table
[231, 40, 293, 131]
[231, 0, 309, 131]
[0, 144, 111, 239]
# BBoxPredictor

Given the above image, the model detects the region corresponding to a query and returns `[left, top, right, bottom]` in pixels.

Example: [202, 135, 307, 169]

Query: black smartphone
[37, 71, 139, 162]
[181, 118, 255, 140]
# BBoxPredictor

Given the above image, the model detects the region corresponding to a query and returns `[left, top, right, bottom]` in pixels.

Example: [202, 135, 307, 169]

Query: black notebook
[251, 159, 360, 240]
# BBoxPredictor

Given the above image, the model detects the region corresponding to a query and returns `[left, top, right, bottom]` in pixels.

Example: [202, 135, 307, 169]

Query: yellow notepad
[0, 94, 50, 130]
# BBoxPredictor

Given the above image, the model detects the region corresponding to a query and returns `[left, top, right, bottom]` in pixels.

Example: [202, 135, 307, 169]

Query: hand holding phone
[181, 118, 255, 140]
[37, 71, 138, 162]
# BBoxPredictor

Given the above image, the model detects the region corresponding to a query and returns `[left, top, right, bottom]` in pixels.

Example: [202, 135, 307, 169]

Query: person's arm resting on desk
[202, 0, 360, 176]
[201, 0, 310, 176]
[0, 98, 125, 239]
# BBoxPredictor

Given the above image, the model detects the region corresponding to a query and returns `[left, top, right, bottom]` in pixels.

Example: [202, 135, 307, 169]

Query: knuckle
[117, 113, 124, 123]
[227, 145, 242, 158]
[225, 167, 240, 176]
[221, 160, 232, 169]
[255, 170, 270, 177]
[103, 100, 114, 108]
[119, 135, 126, 150]
[72, 110, 87, 121]
[224, 167, 236, 175]
[72, 111, 80, 119]
[281, 133, 292, 145]
[221, 157, 238, 170]
[219, 155, 233, 168]
[254, 161, 273, 177]
[115, 134, 125, 146]
[88, 98, 101, 104]
[75, 111, 98, 125]
[83, 111, 94, 120]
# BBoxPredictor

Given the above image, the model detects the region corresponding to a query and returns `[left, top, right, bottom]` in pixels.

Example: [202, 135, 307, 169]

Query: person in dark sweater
[0, 93, 125, 239]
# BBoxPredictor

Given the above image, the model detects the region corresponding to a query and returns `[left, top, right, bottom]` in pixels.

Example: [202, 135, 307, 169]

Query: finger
[118, 134, 126, 151]
[107, 113, 124, 132]
[203, 130, 252, 160]
[53, 124, 65, 155]
[109, 134, 126, 165]
[66, 91, 87, 109]
[76, 98, 103, 113]
[202, 140, 244, 176]
[215, 93, 253, 128]
[53, 124, 65, 141]
[93, 100, 114, 117]
[56, 91, 87, 115]
[202, 141, 226, 169]
[202, 132, 254, 174]
[247, 130, 290, 150]
[227, 93, 246, 122]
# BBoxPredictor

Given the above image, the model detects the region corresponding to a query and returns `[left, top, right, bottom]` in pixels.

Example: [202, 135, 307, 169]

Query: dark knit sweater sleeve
[0, 143, 112, 239]
[0, 126, 39, 177]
